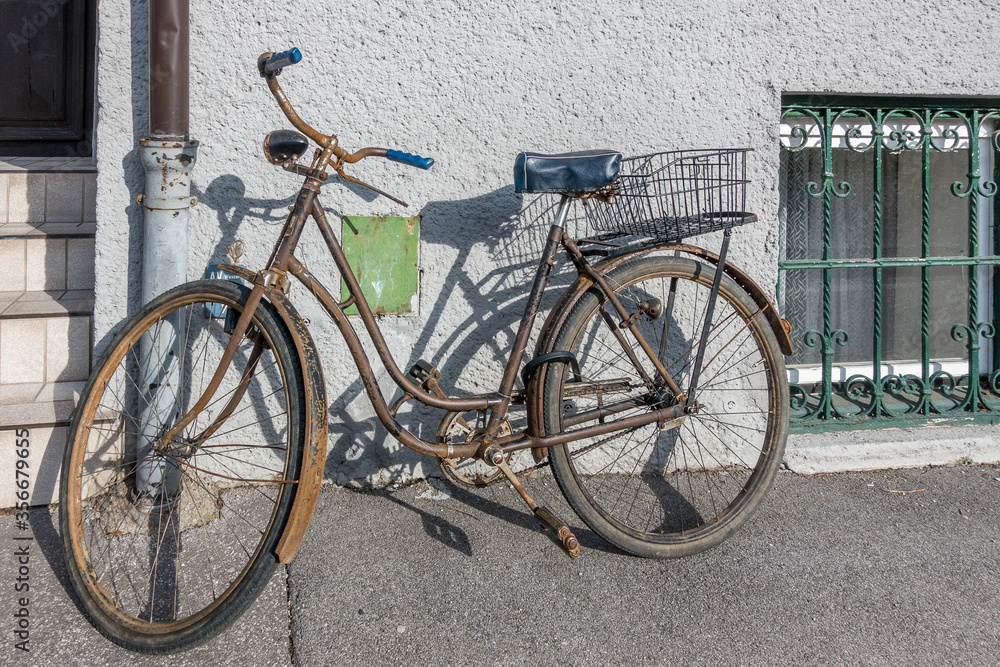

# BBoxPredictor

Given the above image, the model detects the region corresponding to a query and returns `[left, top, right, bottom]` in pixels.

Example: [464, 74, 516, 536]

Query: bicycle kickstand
[492, 455, 581, 558]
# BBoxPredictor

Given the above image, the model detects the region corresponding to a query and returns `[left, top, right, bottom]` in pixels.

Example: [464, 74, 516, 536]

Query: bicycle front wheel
[542, 256, 788, 558]
[60, 280, 305, 653]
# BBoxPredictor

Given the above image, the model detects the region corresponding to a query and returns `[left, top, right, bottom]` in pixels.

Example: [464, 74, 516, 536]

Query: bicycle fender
[220, 264, 328, 563]
[525, 243, 794, 441]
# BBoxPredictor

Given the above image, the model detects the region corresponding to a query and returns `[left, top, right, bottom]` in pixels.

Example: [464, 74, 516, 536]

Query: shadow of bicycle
[316, 185, 597, 485]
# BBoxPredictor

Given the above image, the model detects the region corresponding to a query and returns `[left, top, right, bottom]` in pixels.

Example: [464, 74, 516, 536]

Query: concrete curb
[785, 423, 1000, 474]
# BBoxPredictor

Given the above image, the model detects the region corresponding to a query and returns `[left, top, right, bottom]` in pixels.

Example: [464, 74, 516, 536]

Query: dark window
[0, 0, 96, 156]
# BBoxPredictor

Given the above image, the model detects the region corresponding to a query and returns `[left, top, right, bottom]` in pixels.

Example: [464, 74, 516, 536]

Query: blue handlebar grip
[386, 149, 434, 170]
[265, 48, 302, 73]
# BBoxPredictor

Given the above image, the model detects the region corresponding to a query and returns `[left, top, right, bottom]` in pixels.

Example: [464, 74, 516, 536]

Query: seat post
[553, 194, 573, 230]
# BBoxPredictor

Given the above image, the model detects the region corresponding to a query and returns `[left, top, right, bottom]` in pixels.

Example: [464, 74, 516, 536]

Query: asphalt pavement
[3, 464, 1000, 666]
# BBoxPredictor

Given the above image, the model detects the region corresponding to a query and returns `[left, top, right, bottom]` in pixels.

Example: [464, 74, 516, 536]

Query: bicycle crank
[487, 448, 581, 558]
[436, 411, 515, 487]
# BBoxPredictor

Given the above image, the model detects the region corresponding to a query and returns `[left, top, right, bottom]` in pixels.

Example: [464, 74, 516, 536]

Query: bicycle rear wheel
[60, 280, 305, 653]
[542, 256, 788, 558]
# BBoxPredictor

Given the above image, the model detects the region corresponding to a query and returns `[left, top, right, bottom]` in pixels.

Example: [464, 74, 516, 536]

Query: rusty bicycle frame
[154, 53, 794, 561]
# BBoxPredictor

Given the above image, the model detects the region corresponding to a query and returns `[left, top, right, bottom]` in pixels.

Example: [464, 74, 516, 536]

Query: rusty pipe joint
[138, 140, 198, 213]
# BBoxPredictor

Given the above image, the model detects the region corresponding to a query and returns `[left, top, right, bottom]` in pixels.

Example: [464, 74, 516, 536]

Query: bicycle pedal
[408, 359, 441, 381]
[533, 506, 581, 558]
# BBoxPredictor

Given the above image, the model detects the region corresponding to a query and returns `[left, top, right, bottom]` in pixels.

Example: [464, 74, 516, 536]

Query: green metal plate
[341, 216, 419, 315]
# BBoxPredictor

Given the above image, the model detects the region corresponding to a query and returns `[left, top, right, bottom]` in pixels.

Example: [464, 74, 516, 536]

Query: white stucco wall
[93, 0, 1000, 484]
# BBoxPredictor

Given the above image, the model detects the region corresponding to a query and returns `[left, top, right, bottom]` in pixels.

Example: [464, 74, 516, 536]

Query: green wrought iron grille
[779, 96, 1000, 430]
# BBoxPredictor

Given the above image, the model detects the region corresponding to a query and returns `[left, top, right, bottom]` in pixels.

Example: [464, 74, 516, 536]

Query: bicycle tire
[542, 256, 788, 558]
[59, 280, 305, 653]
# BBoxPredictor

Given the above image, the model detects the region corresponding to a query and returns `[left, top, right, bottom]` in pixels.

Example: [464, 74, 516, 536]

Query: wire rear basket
[587, 148, 754, 242]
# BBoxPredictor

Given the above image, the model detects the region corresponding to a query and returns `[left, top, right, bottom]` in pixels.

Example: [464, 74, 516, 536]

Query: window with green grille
[778, 96, 1000, 429]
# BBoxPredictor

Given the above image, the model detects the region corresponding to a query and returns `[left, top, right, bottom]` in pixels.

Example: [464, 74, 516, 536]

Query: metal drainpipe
[136, 0, 197, 500]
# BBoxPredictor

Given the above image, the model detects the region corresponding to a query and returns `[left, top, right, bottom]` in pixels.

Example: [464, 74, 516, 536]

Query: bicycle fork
[137, 283, 270, 500]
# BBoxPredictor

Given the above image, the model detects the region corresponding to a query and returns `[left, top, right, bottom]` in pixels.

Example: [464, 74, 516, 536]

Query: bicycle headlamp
[263, 129, 310, 165]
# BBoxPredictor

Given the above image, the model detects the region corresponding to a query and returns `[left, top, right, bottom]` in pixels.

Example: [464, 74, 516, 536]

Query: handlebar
[258, 48, 433, 204]
[261, 48, 302, 75]
[386, 150, 434, 170]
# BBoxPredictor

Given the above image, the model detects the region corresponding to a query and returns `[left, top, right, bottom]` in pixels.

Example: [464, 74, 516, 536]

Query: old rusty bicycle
[59, 48, 792, 653]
